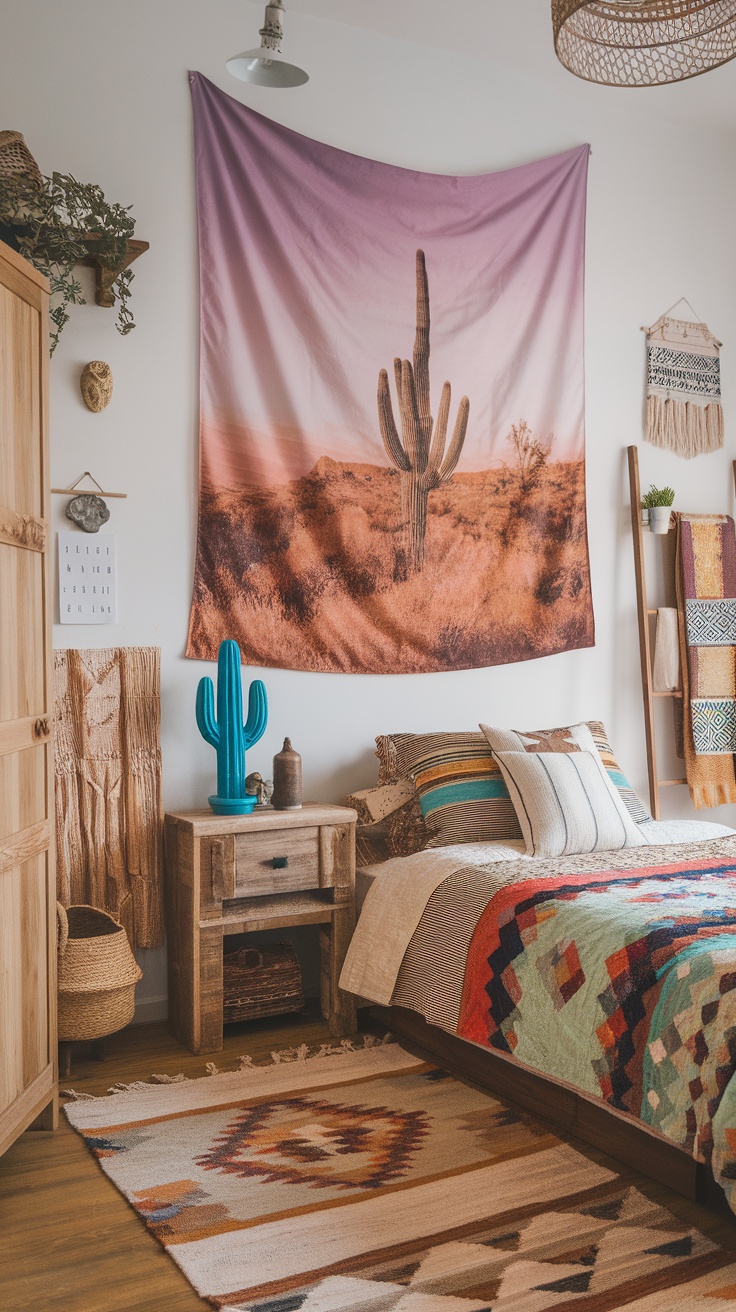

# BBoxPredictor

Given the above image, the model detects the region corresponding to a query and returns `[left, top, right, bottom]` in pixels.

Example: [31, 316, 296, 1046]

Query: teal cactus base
[196, 639, 268, 816]
[207, 793, 258, 817]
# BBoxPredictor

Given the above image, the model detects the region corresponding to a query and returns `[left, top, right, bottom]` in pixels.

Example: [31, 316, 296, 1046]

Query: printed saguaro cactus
[196, 639, 268, 815]
[378, 249, 470, 572]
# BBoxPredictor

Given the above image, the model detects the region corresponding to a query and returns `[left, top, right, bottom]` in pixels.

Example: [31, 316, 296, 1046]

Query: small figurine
[80, 361, 113, 413]
[245, 771, 274, 807]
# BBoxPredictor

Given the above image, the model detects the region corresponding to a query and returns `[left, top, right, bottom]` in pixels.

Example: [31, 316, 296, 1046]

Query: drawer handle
[272, 856, 288, 869]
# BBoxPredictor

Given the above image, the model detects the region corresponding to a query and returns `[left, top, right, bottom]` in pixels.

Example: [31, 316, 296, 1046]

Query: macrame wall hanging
[54, 646, 164, 949]
[643, 299, 724, 459]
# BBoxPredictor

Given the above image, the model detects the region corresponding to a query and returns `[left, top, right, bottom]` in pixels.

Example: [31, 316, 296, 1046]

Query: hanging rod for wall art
[51, 471, 127, 499]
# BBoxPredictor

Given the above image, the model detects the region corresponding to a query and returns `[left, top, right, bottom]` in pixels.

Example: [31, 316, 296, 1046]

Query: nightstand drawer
[233, 826, 320, 897]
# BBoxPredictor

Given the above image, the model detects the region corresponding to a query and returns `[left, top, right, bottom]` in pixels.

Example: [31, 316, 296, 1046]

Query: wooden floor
[1, 1010, 736, 1311]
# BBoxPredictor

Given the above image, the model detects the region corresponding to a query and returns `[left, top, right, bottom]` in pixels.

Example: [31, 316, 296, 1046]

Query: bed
[341, 817, 736, 1211]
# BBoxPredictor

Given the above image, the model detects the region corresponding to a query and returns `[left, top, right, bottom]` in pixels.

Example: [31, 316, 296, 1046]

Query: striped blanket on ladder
[677, 512, 736, 807]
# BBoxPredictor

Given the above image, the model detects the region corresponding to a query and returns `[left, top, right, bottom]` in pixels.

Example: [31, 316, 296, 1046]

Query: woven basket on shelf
[0, 130, 42, 185]
[223, 942, 304, 1024]
[57, 903, 142, 1042]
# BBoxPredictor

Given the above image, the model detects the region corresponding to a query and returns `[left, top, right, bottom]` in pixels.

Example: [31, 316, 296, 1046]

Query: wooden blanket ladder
[628, 444, 736, 820]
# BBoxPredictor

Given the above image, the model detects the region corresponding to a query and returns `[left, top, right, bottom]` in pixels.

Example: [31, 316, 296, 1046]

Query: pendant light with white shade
[227, 1, 309, 88]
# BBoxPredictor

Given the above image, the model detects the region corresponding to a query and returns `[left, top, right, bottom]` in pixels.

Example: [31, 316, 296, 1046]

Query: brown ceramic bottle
[271, 737, 302, 810]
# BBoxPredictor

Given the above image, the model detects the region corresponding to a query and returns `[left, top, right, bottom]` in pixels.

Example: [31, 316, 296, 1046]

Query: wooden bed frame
[373, 1004, 727, 1211]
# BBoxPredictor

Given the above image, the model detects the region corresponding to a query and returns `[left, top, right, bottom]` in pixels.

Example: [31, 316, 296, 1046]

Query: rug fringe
[62, 1033, 394, 1101]
[208, 1033, 391, 1076]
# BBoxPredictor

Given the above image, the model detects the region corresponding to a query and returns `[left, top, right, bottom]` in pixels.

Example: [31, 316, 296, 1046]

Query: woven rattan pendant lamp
[552, 1, 736, 86]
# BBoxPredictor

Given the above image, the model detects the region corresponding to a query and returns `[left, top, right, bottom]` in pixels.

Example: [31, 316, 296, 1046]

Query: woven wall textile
[53, 646, 164, 949]
[644, 314, 723, 457]
[552, 2, 736, 87]
[186, 73, 594, 675]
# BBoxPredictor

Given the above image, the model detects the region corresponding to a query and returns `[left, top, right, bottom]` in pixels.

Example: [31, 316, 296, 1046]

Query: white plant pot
[649, 505, 673, 534]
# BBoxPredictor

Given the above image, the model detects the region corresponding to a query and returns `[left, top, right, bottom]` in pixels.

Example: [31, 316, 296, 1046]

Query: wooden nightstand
[164, 804, 358, 1054]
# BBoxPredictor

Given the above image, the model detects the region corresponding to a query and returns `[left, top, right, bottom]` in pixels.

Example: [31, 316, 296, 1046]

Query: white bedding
[345, 819, 736, 1008]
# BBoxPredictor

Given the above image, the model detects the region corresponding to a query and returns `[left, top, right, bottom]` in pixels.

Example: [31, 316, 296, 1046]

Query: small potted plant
[641, 484, 675, 534]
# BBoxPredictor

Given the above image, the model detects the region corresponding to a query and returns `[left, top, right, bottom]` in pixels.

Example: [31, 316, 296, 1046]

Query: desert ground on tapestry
[187, 455, 592, 674]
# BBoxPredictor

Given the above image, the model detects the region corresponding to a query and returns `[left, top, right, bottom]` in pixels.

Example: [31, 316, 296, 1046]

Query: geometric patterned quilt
[384, 838, 736, 1213]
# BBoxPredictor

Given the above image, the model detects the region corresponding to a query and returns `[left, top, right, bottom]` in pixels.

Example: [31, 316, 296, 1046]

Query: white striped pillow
[492, 748, 646, 858]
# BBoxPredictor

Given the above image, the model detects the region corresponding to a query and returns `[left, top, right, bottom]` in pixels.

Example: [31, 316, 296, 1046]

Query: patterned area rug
[64, 1040, 736, 1310]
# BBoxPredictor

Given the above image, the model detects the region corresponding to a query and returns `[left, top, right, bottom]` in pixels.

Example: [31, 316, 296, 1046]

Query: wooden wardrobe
[0, 239, 57, 1154]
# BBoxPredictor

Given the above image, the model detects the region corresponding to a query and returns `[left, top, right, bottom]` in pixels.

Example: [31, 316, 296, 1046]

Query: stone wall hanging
[65, 492, 110, 533]
[52, 470, 127, 533]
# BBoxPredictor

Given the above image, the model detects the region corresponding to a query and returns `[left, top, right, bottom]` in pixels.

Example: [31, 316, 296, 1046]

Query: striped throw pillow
[400, 733, 519, 848]
[493, 748, 646, 858]
[376, 721, 648, 853]
[582, 721, 650, 824]
[480, 720, 650, 825]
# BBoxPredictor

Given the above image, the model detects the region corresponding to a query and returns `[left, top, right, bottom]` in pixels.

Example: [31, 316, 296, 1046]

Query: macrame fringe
[645, 394, 724, 459]
[62, 1033, 395, 1102]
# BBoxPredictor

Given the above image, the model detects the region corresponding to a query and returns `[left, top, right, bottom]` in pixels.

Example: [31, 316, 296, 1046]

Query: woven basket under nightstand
[57, 903, 141, 1042]
[223, 942, 304, 1023]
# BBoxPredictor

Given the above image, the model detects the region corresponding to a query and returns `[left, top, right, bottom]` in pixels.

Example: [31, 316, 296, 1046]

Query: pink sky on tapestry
[186, 72, 593, 674]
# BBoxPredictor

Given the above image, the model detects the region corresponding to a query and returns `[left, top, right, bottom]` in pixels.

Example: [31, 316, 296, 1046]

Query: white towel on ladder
[653, 607, 680, 692]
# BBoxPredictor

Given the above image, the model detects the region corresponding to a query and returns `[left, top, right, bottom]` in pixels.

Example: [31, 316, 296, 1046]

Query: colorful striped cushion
[376, 721, 648, 852]
[396, 733, 520, 848]
[492, 746, 646, 858]
[583, 721, 650, 824]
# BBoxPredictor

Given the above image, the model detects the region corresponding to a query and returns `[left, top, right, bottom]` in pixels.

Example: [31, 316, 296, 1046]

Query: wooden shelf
[78, 236, 149, 308]
[210, 888, 337, 932]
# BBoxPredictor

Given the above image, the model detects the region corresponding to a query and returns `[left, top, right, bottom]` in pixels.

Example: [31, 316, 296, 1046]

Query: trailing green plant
[641, 484, 675, 509]
[0, 169, 136, 352]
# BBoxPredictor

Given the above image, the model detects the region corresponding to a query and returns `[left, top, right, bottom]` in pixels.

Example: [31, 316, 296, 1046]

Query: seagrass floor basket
[57, 903, 142, 1042]
[223, 942, 304, 1024]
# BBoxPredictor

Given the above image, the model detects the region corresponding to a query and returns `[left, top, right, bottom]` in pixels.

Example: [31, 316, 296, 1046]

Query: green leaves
[641, 484, 675, 508]
[0, 169, 137, 353]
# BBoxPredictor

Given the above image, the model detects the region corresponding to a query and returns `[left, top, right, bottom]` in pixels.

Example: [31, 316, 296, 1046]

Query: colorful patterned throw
[677, 512, 736, 807]
[343, 831, 736, 1216]
[645, 314, 724, 458]
[64, 1041, 736, 1309]
[186, 73, 593, 675]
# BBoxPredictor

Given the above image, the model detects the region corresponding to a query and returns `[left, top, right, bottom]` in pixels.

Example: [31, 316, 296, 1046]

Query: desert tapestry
[187, 73, 593, 674]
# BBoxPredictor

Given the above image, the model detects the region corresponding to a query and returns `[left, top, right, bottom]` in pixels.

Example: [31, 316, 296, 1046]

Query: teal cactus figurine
[196, 639, 268, 815]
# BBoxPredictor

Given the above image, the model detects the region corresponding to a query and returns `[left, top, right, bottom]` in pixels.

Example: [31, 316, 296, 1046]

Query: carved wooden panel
[0, 504, 46, 552]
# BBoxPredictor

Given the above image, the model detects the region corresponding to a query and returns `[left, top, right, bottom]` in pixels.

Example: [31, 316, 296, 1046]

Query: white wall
[2, 2, 735, 1018]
